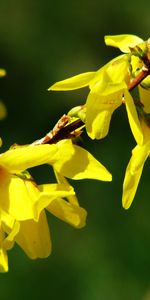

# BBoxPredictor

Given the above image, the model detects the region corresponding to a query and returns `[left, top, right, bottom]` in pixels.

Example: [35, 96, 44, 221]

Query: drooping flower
[0, 176, 85, 272]
[0, 136, 112, 271]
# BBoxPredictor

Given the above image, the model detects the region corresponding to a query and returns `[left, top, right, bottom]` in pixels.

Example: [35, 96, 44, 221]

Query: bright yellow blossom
[49, 55, 130, 139]
[0, 177, 85, 272]
[122, 85, 150, 209]
[0, 136, 112, 271]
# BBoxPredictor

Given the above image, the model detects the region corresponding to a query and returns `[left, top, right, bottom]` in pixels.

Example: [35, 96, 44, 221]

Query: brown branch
[33, 115, 85, 145]
[128, 66, 150, 91]
[44, 118, 84, 144]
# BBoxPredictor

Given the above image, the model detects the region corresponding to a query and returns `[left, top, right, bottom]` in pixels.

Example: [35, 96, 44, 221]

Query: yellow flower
[0, 136, 112, 271]
[122, 85, 150, 209]
[0, 170, 87, 272]
[49, 49, 130, 140]
[49, 34, 148, 141]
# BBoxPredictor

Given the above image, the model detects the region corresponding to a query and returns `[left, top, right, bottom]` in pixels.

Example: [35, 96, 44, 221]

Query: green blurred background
[0, 0, 150, 299]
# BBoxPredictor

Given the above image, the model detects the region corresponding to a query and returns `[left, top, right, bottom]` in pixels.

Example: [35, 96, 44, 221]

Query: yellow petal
[122, 144, 150, 209]
[15, 211, 52, 259]
[3, 221, 20, 250]
[48, 72, 95, 91]
[0, 175, 40, 221]
[1, 210, 20, 249]
[53, 140, 112, 181]
[54, 171, 79, 205]
[86, 86, 123, 139]
[34, 182, 75, 220]
[47, 198, 87, 228]
[0, 247, 8, 272]
[0, 229, 8, 272]
[0, 144, 57, 173]
[124, 90, 143, 145]
[104, 34, 143, 53]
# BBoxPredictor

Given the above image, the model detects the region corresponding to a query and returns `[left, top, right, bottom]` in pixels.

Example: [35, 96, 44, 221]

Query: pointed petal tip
[122, 198, 131, 210]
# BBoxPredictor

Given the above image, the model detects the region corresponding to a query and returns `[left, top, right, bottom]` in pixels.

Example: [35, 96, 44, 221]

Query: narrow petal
[3, 221, 20, 250]
[104, 34, 143, 53]
[0, 229, 8, 272]
[122, 144, 150, 209]
[47, 198, 87, 228]
[48, 72, 95, 91]
[15, 211, 52, 259]
[0, 247, 8, 272]
[124, 90, 143, 145]
[1, 210, 20, 249]
[0, 144, 57, 173]
[53, 140, 112, 181]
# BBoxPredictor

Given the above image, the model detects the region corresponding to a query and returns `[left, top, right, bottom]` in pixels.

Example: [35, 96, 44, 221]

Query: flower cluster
[1, 34, 150, 272]
[49, 34, 150, 210]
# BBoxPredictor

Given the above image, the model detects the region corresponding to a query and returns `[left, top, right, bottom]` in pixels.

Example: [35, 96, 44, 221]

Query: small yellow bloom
[49, 55, 129, 139]
[49, 34, 148, 141]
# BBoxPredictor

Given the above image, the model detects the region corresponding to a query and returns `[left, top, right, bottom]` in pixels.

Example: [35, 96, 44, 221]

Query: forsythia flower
[0, 138, 112, 271]
[49, 55, 129, 140]
[122, 82, 150, 209]
[49, 34, 146, 141]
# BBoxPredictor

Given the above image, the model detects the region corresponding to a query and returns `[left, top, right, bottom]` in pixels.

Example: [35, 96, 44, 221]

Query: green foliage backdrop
[0, 0, 150, 299]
